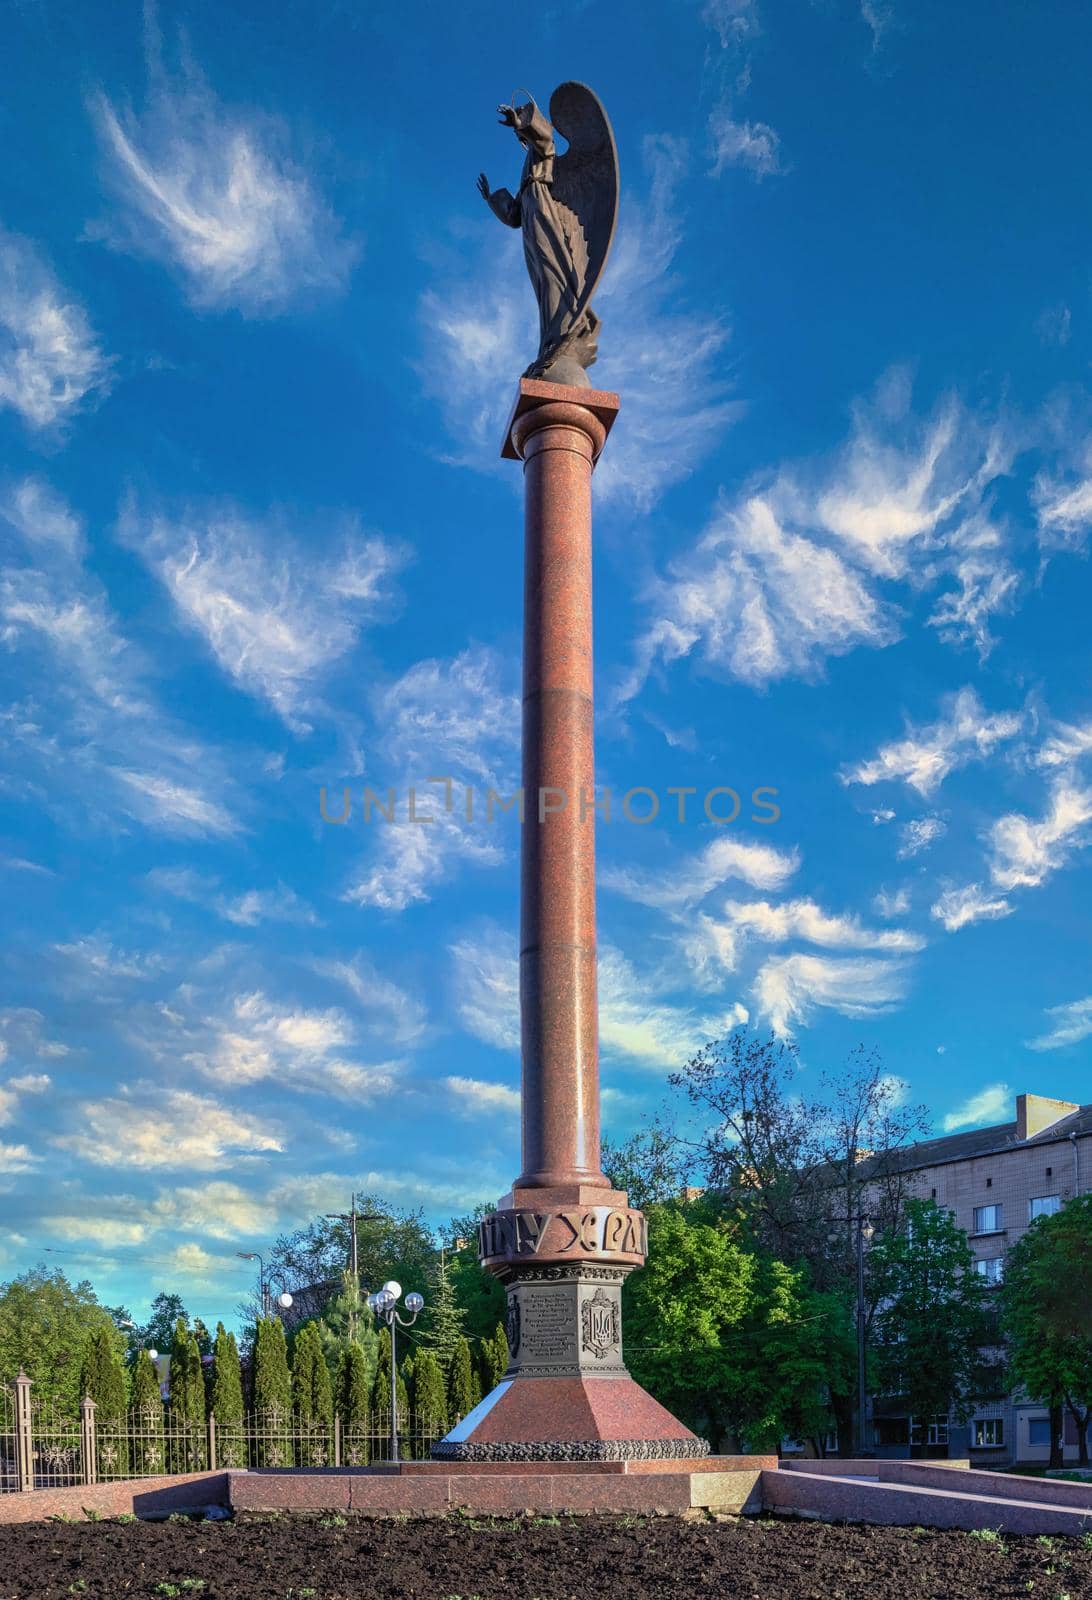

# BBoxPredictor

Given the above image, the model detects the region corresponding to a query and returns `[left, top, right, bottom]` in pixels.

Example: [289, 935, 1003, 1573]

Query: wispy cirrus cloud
[0, 479, 242, 839]
[752, 951, 910, 1036]
[419, 135, 739, 512]
[930, 883, 1013, 933]
[987, 779, 1092, 892]
[602, 832, 798, 912]
[844, 687, 1023, 798]
[620, 377, 1017, 706]
[702, 0, 784, 180]
[0, 229, 111, 429]
[942, 1081, 1010, 1132]
[1027, 996, 1092, 1052]
[341, 646, 518, 911]
[897, 815, 947, 858]
[120, 500, 406, 732]
[90, 39, 355, 314]
[1034, 717, 1092, 772]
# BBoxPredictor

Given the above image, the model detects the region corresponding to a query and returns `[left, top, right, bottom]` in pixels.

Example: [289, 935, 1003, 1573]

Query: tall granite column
[434, 379, 706, 1462]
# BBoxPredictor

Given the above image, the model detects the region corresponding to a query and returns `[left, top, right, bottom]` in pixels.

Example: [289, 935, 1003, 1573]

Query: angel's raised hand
[477, 173, 491, 201]
[496, 103, 517, 127]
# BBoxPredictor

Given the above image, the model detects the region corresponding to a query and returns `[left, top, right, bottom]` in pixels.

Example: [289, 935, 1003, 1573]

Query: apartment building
[864, 1090, 1091, 1467]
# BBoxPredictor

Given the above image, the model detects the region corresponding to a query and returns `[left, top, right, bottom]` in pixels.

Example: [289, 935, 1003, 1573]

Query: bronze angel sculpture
[478, 83, 619, 386]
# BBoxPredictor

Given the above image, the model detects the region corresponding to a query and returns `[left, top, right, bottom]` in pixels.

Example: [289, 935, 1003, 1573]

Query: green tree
[137, 1293, 189, 1357]
[335, 1341, 371, 1467]
[129, 1348, 166, 1475]
[419, 1258, 467, 1379]
[315, 1271, 380, 1392]
[0, 1266, 120, 1408]
[168, 1319, 206, 1472]
[480, 1320, 510, 1392]
[1002, 1194, 1092, 1468]
[411, 1347, 448, 1441]
[602, 1114, 690, 1208]
[442, 1214, 507, 1343]
[209, 1323, 246, 1468]
[447, 1335, 476, 1422]
[292, 1322, 334, 1465]
[79, 1323, 129, 1476]
[670, 1030, 929, 1452]
[869, 1199, 991, 1432]
[265, 1197, 435, 1309]
[252, 1316, 292, 1467]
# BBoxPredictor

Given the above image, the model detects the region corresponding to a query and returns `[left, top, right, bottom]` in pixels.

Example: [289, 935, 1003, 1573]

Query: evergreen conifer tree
[79, 1323, 128, 1476]
[252, 1316, 293, 1466]
[130, 1347, 165, 1474]
[419, 1259, 466, 1380]
[168, 1318, 206, 1471]
[411, 1347, 448, 1441]
[209, 1322, 246, 1468]
[480, 1320, 510, 1392]
[447, 1335, 475, 1422]
[292, 1322, 335, 1465]
[335, 1341, 371, 1466]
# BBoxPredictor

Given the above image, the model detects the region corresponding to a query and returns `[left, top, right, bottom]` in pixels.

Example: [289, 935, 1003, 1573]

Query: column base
[432, 1376, 709, 1463]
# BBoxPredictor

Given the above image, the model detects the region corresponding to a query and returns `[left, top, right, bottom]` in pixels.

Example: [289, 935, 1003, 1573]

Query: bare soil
[1, 1512, 1090, 1599]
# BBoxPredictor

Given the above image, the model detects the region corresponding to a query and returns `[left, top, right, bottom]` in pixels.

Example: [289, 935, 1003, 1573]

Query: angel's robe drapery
[487, 104, 587, 370]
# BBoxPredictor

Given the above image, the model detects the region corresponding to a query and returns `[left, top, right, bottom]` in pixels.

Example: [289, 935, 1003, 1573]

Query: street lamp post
[367, 1282, 424, 1465]
[855, 1215, 875, 1457]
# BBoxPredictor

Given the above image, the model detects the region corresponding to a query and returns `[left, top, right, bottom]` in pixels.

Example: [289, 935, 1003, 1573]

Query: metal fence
[1, 1374, 444, 1492]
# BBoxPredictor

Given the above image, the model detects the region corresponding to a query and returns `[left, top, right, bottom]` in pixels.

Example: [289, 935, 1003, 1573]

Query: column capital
[501, 377, 620, 462]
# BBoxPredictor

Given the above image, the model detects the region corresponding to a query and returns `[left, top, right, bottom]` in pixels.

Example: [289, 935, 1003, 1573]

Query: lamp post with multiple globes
[367, 1281, 425, 1464]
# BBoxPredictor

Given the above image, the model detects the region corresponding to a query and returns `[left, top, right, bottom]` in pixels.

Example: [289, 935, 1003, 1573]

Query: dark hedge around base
[430, 1435, 711, 1461]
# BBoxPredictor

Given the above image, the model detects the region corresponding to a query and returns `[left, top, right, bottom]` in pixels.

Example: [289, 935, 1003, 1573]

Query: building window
[986, 1176, 992, 1188]
[972, 1418, 1004, 1448]
[973, 1204, 1003, 1233]
[1045, 1166, 1052, 1178]
[975, 1256, 1003, 1285]
[1028, 1417, 1052, 1447]
[911, 1415, 949, 1447]
[930, 1187, 937, 1199]
[1029, 1195, 1061, 1221]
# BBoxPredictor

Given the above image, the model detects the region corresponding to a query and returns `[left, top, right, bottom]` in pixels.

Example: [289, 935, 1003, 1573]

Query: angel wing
[548, 82, 619, 326]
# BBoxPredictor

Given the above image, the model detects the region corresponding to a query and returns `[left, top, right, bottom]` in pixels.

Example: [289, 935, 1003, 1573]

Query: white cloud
[1027, 996, 1092, 1052]
[53, 1087, 283, 1171]
[0, 481, 242, 839]
[120, 501, 405, 731]
[702, 0, 757, 47]
[0, 1141, 39, 1174]
[987, 780, 1092, 891]
[897, 815, 947, 858]
[753, 952, 909, 1036]
[1036, 303, 1072, 348]
[0, 228, 111, 428]
[314, 953, 428, 1048]
[147, 867, 316, 928]
[91, 47, 355, 314]
[930, 883, 1013, 933]
[682, 895, 922, 977]
[449, 930, 519, 1052]
[601, 834, 798, 911]
[420, 135, 739, 513]
[1034, 466, 1092, 553]
[44, 1216, 148, 1247]
[873, 886, 910, 917]
[709, 109, 782, 179]
[861, 0, 893, 50]
[0, 1071, 50, 1127]
[342, 647, 518, 910]
[942, 1081, 1010, 1133]
[1035, 719, 1092, 772]
[443, 1075, 520, 1115]
[185, 989, 400, 1103]
[845, 687, 1022, 797]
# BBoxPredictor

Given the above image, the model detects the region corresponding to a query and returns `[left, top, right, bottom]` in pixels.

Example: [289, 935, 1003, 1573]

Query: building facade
[865, 1091, 1091, 1467]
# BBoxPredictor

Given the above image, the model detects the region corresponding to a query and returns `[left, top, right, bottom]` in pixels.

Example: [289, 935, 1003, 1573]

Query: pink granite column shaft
[511, 396, 611, 1191]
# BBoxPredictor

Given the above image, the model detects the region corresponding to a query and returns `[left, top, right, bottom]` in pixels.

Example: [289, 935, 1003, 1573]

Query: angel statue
[477, 83, 619, 386]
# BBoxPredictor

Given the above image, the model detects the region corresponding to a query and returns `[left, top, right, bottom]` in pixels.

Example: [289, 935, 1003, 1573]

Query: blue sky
[1, 0, 1091, 1328]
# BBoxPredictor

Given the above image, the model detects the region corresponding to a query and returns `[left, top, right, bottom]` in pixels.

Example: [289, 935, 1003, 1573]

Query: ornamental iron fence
[0, 1374, 445, 1491]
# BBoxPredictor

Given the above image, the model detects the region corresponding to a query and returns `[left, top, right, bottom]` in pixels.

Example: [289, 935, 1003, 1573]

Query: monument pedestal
[434, 382, 705, 1464]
